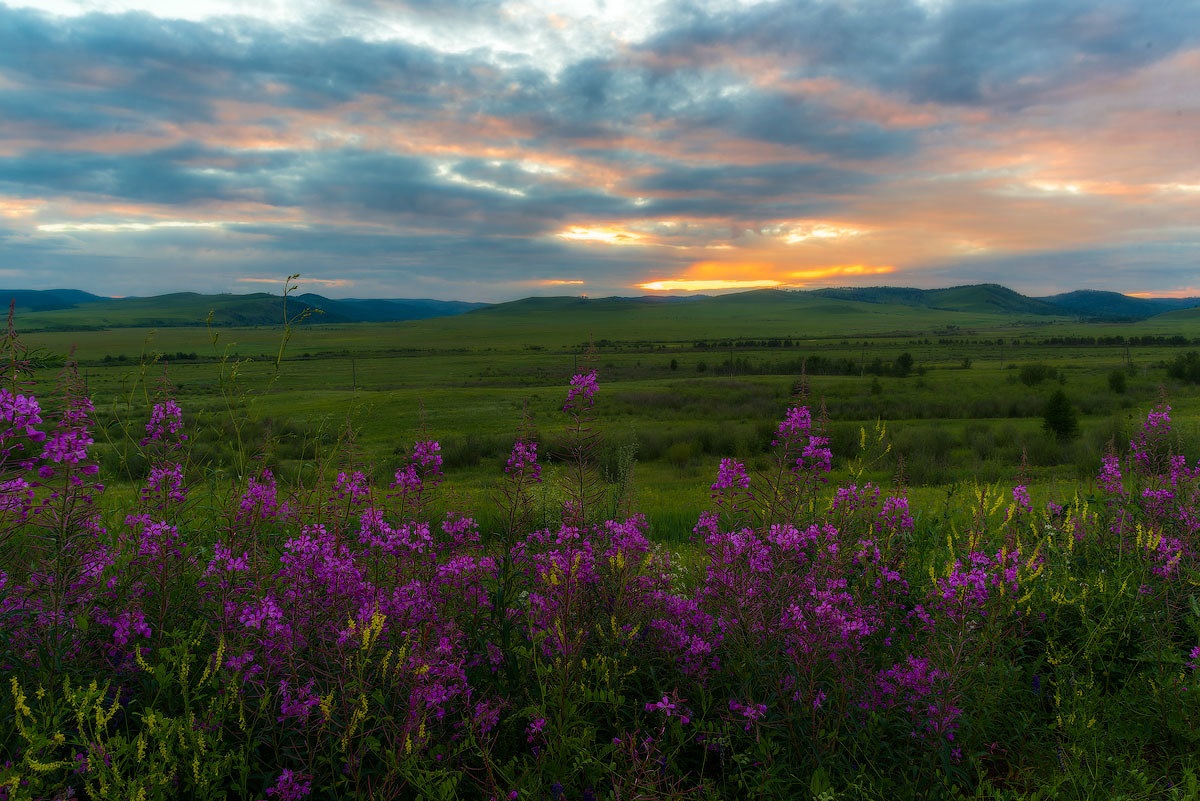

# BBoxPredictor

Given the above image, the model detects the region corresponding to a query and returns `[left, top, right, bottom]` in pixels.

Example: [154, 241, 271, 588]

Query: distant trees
[1107, 369, 1127, 394]
[1043, 390, 1079, 441]
[1167, 351, 1200, 383]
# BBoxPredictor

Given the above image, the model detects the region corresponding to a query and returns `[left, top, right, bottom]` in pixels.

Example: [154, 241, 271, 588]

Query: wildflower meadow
[2, 316, 1200, 801]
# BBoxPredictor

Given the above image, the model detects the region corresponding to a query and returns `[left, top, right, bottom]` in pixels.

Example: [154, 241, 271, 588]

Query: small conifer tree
[1043, 389, 1078, 441]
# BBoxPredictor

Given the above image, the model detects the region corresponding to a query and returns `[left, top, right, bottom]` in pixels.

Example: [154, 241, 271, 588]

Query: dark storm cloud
[0, 146, 298, 204]
[634, 162, 873, 199]
[0, 4, 479, 121]
[918, 242, 1200, 294]
[649, 0, 1200, 107]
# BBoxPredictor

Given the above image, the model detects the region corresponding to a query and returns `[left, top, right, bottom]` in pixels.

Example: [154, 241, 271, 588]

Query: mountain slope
[15, 292, 489, 330]
[1037, 290, 1200, 319]
[0, 289, 106, 314]
[810, 284, 1063, 316]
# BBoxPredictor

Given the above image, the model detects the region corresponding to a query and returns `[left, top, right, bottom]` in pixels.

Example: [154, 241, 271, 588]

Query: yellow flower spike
[137, 734, 146, 763]
[404, 735, 412, 755]
[380, 649, 393, 676]
[320, 692, 334, 723]
[135, 645, 153, 674]
[10, 678, 31, 717]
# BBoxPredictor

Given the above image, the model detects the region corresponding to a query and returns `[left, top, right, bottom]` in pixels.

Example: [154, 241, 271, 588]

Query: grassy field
[17, 289, 1200, 541]
[8, 289, 1200, 800]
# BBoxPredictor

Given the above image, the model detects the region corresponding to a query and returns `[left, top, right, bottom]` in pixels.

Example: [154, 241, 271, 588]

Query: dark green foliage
[1108, 369, 1127, 394]
[1167, 351, 1200, 383]
[1043, 389, 1079, 441]
[1019, 363, 1058, 386]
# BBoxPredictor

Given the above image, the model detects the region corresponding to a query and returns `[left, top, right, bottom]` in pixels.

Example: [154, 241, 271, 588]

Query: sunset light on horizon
[0, 0, 1197, 300]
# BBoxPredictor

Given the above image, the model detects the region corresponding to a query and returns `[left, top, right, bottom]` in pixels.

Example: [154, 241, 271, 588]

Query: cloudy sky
[1, 0, 1198, 301]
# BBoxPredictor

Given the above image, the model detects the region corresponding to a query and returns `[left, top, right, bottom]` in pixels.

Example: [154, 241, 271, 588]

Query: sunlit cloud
[789, 265, 895, 282]
[539, 279, 585, 285]
[1129, 287, 1200, 298]
[37, 221, 226, 233]
[640, 279, 782, 292]
[0, 199, 43, 218]
[773, 222, 866, 244]
[557, 227, 645, 245]
[1027, 181, 1083, 195]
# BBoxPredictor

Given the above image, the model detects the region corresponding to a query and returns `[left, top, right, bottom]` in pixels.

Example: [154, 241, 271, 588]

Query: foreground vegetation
[3, 304, 1200, 799]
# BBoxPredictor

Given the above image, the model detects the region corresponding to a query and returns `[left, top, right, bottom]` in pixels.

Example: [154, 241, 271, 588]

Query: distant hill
[11, 291, 489, 330]
[1035, 290, 1200, 320]
[295, 295, 488, 322]
[9, 283, 1200, 333]
[811, 284, 1064, 316]
[0, 289, 106, 314]
[812, 284, 1200, 320]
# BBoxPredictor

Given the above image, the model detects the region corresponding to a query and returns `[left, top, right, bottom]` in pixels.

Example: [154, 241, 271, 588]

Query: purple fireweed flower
[143, 400, 185, 446]
[239, 471, 287, 522]
[1097, 454, 1125, 495]
[773, 406, 812, 447]
[334, 470, 370, 504]
[527, 717, 546, 742]
[728, 700, 767, 731]
[142, 462, 186, 505]
[1012, 485, 1031, 511]
[0, 478, 34, 519]
[278, 679, 321, 723]
[0, 389, 44, 442]
[264, 769, 312, 800]
[711, 458, 750, 493]
[413, 440, 443, 471]
[563, 370, 598, 410]
[505, 439, 541, 481]
[41, 428, 92, 465]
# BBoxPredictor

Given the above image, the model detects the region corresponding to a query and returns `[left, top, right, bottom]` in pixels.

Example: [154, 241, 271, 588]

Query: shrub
[1043, 389, 1079, 441]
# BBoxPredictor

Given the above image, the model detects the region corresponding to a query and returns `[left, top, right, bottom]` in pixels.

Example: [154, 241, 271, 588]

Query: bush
[1019, 363, 1057, 386]
[1043, 389, 1079, 441]
[1167, 351, 1200, 383]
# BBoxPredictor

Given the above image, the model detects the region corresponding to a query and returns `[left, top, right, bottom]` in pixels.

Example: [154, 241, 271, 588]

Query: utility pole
[351, 358, 357, 391]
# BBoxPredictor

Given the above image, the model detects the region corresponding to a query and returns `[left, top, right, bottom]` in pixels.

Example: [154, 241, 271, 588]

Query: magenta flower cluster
[3, 362, 1199, 800]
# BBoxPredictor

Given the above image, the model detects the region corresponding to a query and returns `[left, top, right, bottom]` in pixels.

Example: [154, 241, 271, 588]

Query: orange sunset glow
[0, 1, 1196, 300]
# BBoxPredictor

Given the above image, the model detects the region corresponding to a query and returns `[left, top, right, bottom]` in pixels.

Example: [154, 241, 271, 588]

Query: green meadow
[19, 288, 1200, 542]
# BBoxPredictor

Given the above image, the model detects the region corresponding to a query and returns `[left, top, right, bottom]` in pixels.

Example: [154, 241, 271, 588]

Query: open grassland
[3, 327, 1200, 798]
[19, 293, 1200, 540]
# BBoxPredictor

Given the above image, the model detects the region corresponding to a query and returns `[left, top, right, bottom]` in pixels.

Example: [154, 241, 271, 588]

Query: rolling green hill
[810, 284, 1064, 316]
[1037, 289, 1200, 320]
[14, 291, 488, 330]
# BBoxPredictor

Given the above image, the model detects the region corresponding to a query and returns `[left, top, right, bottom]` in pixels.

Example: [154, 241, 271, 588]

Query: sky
[1, 0, 1198, 301]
